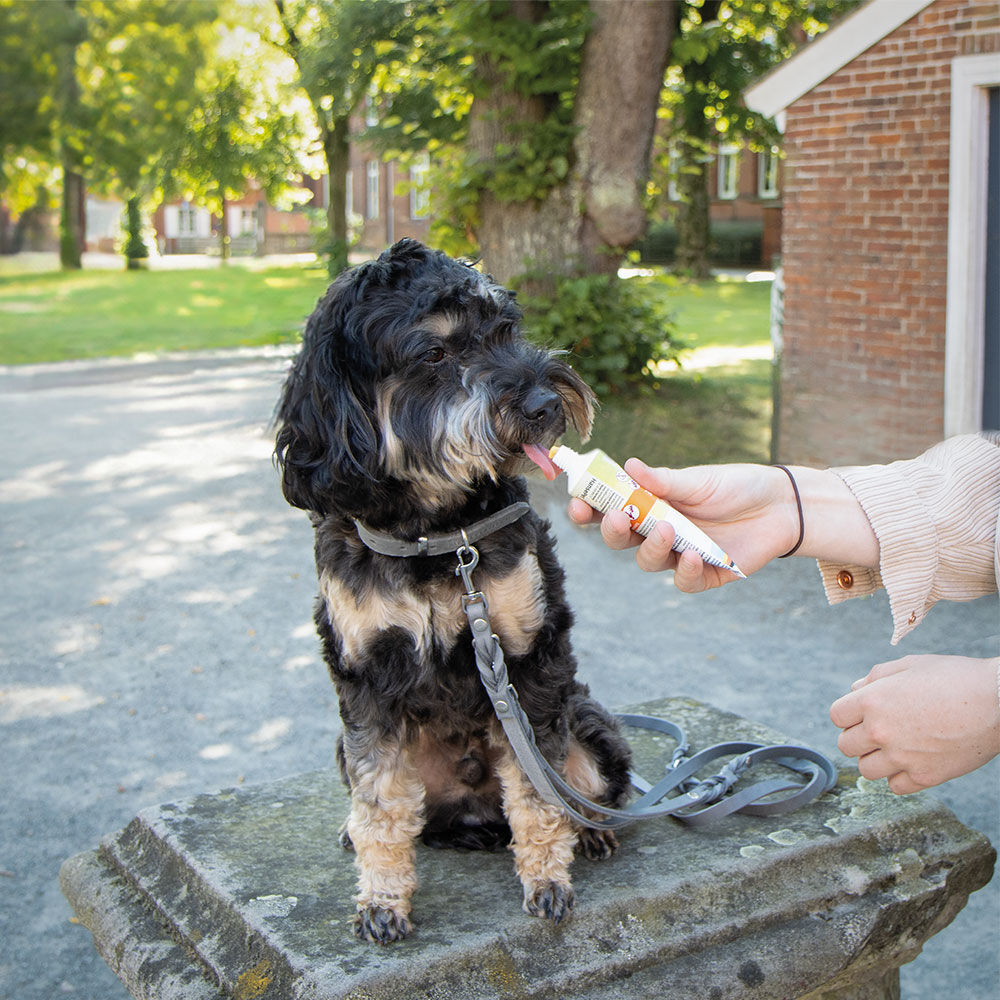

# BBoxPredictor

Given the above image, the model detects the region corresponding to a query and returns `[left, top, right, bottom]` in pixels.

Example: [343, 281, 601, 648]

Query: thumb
[623, 457, 672, 498]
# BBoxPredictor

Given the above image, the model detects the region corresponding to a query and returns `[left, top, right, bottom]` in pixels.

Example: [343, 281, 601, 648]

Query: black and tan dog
[274, 239, 632, 944]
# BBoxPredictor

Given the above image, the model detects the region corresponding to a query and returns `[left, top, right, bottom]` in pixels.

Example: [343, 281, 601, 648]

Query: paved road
[0, 350, 996, 999]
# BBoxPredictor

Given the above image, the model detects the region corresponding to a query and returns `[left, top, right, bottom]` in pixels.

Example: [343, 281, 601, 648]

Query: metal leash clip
[455, 531, 486, 613]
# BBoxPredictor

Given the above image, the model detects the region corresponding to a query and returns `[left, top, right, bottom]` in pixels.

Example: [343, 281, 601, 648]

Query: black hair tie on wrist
[773, 464, 804, 558]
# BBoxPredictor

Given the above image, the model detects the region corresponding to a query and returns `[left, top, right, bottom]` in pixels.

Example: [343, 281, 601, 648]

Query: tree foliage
[1, 0, 306, 267]
[660, 0, 862, 275]
[271, 0, 425, 274]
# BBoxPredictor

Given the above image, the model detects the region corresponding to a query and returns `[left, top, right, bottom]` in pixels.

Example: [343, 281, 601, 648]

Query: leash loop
[451, 544, 837, 829]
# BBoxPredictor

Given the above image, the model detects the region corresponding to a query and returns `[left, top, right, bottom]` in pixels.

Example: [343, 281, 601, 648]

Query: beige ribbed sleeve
[817, 432, 1000, 645]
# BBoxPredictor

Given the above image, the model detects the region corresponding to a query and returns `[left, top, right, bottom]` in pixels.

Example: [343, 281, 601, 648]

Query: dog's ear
[274, 269, 381, 514]
[553, 364, 597, 443]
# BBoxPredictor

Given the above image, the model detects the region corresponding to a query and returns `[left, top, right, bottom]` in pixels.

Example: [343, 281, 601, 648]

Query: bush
[636, 219, 763, 268]
[516, 272, 685, 397]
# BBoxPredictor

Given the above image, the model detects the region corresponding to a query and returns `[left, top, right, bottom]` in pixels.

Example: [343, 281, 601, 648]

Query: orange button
[836, 570, 854, 590]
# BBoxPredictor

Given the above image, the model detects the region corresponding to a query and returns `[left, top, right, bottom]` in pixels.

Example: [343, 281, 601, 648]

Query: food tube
[549, 445, 746, 579]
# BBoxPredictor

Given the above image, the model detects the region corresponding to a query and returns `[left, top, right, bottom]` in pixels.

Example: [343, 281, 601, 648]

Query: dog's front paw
[354, 903, 411, 944]
[577, 827, 619, 861]
[524, 881, 575, 924]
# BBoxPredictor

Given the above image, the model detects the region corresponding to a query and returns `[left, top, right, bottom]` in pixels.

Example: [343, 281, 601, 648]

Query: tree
[363, 0, 682, 393]
[662, 0, 861, 277]
[271, 0, 422, 275]
[176, 56, 305, 261]
[54, 0, 88, 269]
[0, 0, 60, 254]
[397, 0, 676, 288]
[79, 0, 220, 267]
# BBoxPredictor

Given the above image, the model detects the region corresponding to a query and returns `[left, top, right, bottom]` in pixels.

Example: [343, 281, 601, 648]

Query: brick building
[153, 177, 324, 256]
[347, 151, 431, 252]
[745, 0, 1000, 466]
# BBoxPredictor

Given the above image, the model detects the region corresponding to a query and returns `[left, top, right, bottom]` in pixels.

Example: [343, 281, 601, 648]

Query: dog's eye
[424, 347, 446, 364]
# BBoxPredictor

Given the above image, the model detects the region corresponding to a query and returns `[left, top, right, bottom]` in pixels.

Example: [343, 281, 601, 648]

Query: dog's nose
[520, 386, 561, 423]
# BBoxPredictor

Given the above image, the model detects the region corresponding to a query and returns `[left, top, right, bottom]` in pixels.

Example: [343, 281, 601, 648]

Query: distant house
[153, 177, 324, 257]
[745, 0, 1000, 466]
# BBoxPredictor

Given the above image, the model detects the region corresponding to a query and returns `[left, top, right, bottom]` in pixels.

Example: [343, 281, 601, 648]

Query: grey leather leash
[355, 506, 838, 829]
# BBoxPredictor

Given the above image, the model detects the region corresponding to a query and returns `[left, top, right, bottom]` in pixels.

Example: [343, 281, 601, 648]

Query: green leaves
[517, 272, 686, 398]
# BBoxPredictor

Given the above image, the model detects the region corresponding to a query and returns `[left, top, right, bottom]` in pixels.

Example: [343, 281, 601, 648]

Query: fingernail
[654, 521, 673, 546]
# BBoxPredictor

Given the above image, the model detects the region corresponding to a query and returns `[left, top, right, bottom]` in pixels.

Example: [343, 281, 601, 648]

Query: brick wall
[778, 0, 1000, 466]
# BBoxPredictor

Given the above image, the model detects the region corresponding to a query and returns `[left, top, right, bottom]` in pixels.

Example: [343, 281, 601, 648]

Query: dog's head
[275, 239, 594, 521]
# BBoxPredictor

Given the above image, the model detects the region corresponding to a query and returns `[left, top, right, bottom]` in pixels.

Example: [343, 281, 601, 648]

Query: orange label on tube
[622, 487, 657, 529]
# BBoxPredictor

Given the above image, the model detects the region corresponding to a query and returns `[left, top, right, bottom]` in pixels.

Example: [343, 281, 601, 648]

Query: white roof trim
[744, 0, 936, 120]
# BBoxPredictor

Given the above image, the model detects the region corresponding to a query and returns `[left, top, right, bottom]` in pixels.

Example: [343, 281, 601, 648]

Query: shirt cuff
[826, 464, 938, 644]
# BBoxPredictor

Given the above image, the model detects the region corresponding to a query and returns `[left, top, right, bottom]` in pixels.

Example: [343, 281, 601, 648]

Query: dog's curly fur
[275, 239, 632, 944]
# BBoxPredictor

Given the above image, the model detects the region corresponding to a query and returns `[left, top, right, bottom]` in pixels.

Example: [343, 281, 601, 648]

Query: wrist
[791, 467, 880, 566]
[773, 465, 804, 558]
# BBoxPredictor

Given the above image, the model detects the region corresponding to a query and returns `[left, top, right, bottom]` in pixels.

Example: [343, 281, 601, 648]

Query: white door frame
[945, 53, 1000, 437]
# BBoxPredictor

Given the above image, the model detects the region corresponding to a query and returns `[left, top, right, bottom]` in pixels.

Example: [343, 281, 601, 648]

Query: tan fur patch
[482, 554, 546, 657]
[562, 739, 607, 801]
[320, 552, 545, 664]
[490, 730, 576, 893]
[318, 570, 466, 663]
[422, 313, 458, 336]
[346, 741, 425, 915]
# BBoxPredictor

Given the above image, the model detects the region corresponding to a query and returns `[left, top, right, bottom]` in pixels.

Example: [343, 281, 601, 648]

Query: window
[758, 147, 780, 199]
[409, 154, 430, 219]
[717, 145, 740, 200]
[366, 161, 380, 220]
[178, 203, 198, 235]
[236, 207, 257, 236]
[365, 86, 379, 128]
[667, 147, 682, 202]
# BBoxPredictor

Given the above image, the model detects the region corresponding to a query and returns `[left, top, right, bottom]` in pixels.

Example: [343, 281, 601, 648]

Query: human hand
[567, 459, 801, 591]
[829, 654, 1000, 794]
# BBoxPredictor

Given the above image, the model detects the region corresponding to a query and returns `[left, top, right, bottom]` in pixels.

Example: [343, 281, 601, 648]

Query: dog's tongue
[522, 444, 561, 481]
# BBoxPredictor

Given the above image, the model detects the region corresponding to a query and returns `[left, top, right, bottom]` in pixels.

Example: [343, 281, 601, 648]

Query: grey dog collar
[353, 501, 531, 557]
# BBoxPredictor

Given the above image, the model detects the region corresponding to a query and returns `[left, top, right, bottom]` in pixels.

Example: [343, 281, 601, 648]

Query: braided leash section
[457, 543, 837, 830]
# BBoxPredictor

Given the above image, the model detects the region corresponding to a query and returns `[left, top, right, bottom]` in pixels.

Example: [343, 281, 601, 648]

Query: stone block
[60, 697, 995, 999]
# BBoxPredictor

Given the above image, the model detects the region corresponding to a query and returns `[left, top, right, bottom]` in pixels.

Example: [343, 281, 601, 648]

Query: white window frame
[365, 86, 379, 128]
[365, 161, 380, 220]
[237, 207, 257, 237]
[667, 146, 682, 202]
[717, 144, 740, 200]
[758, 147, 780, 199]
[178, 203, 198, 236]
[409, 154, 430, 219]
[945, 53, 1000, 436]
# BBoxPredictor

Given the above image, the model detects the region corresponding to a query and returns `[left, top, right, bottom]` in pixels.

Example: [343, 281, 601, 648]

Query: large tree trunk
[57, 0, 85, 270]
[322, 116, 351, 276]
[59, 168, 85, 270]
[673, 132, 713, 278]
[220, 193, 230, 261]
[469, 0, 674, 286]
[673, 0, 720, 279]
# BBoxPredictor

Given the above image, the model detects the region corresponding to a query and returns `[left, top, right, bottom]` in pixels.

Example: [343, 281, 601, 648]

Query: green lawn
[0, 263, 774, 463]
[561, 359, 774, 467]
[641, 272, 774, 351]
[0, 264, 773, 365]
[0, 265, 331, 364]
